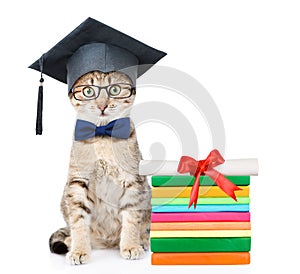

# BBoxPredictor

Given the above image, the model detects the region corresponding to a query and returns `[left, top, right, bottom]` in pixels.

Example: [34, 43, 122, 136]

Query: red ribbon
[177, 149, 241, 209]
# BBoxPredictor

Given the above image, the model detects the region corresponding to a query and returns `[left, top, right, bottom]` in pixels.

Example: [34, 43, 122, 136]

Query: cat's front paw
[66, 251, 90, 265]
[120, 245, 145, 260]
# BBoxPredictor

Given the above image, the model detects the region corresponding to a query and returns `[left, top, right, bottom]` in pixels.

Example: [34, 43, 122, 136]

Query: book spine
[150, 237, 251, 252]
[151, 212, 251, 222]
[151, 175, 250, 187]
[151, 252, 251, 265]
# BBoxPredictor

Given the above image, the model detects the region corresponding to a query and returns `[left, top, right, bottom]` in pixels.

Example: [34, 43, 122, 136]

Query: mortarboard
[29, 17, 166, 135]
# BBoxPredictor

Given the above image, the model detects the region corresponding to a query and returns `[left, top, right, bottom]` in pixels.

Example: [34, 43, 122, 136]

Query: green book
[152, 176, 250, 187]
[151, 197, 250, 205]
[150, 237, 251, 252]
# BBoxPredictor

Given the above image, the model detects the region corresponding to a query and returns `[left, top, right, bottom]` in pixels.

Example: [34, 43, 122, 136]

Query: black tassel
[36, 56, 44, 135]
[36, 78, 44, 135]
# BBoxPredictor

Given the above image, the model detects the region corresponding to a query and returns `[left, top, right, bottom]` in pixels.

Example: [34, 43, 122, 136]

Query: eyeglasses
[71, 83, 135, 101]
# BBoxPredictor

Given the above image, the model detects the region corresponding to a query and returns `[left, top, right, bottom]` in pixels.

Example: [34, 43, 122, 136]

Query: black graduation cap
[29, 17, 166, 135]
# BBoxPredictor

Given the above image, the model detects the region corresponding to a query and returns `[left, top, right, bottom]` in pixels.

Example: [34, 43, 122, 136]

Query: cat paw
[141, 240, 150, 251]
[120, 245, 145, 260]
[66, 251, 90, 265]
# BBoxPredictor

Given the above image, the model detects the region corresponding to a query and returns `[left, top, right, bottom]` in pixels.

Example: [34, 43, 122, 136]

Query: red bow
[177, 149, 241, 208]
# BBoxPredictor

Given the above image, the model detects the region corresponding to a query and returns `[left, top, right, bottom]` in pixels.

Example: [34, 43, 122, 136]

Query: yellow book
[150, 229, 251, 238]
[152, 186, 249, 198]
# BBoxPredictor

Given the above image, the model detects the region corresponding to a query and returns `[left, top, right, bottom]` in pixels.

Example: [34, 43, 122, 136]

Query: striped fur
[49, 71, 151, 265]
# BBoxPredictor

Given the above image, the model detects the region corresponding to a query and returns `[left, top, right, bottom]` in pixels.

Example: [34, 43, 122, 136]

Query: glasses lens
[108, 84, 132, 98]
[73, 86, 98, 101]
[82, 86, 95, 98]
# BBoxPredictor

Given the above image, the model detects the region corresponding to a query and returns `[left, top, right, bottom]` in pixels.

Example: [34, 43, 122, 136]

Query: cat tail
[49, 227, 70, 254]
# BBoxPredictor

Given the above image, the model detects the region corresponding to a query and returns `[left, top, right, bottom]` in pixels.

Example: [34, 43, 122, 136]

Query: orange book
[151, 252, 250, 265]
[151, 221, 251, 231]
[152, 186, 249, 198]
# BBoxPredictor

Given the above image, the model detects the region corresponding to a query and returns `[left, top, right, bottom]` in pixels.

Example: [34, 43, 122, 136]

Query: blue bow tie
[74, 118, 131, 141]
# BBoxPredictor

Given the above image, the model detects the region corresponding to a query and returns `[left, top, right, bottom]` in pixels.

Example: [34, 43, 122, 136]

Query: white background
[1, 0, 299, 273]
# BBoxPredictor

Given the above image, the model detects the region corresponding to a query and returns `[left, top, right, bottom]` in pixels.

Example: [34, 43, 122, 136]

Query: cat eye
[72, 83, 134, 101]
[82, 86, 96, 98]
[108, 85, 121, 96]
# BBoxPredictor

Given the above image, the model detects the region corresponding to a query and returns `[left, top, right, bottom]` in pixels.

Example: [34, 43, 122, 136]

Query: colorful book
[152, 204, 250, 213]
[151, 212, 251, 222]
[152, 186, 250, 198]
[150, 230, 251, 238]
[152, 176, 250, 187]
[151, 197, 250, 205]
[151, 252, 250, 265]
[150, 237, 251, 252]
[150, 221, 251, 231]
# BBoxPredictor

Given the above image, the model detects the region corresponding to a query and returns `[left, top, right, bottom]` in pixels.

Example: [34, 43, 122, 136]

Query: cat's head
[69, 71, 135, 125]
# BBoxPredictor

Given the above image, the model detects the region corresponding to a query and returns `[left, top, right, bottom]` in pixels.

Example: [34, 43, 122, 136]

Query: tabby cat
[49, 71, 151, 265]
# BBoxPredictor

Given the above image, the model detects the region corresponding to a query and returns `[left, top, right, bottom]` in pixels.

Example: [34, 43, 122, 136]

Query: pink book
[151, 212, 250, 223]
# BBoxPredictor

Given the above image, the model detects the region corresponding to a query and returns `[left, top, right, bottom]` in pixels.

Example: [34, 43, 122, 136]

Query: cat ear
[36, 55, 44, 135]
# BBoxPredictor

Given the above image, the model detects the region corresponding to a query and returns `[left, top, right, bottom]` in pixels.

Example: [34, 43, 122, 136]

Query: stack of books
[150, 175, 251, 265]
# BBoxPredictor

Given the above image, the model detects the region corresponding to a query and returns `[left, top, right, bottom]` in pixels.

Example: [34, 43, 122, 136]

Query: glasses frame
[71, 83, 136, 101]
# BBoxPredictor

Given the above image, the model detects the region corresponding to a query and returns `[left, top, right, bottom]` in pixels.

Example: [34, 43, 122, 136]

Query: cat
[49, 71, 151, 265]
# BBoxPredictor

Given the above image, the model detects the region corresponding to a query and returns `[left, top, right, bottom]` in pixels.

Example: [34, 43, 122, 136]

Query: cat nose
[98, 105, 108, 111]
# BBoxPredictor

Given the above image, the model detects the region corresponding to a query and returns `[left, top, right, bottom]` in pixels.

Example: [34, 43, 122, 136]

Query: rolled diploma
[139, 159, 258, 176]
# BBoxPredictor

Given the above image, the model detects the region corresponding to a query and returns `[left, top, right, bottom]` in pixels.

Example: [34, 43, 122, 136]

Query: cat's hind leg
[49, 227, 70, 254]
[140, 216, 151, 251]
